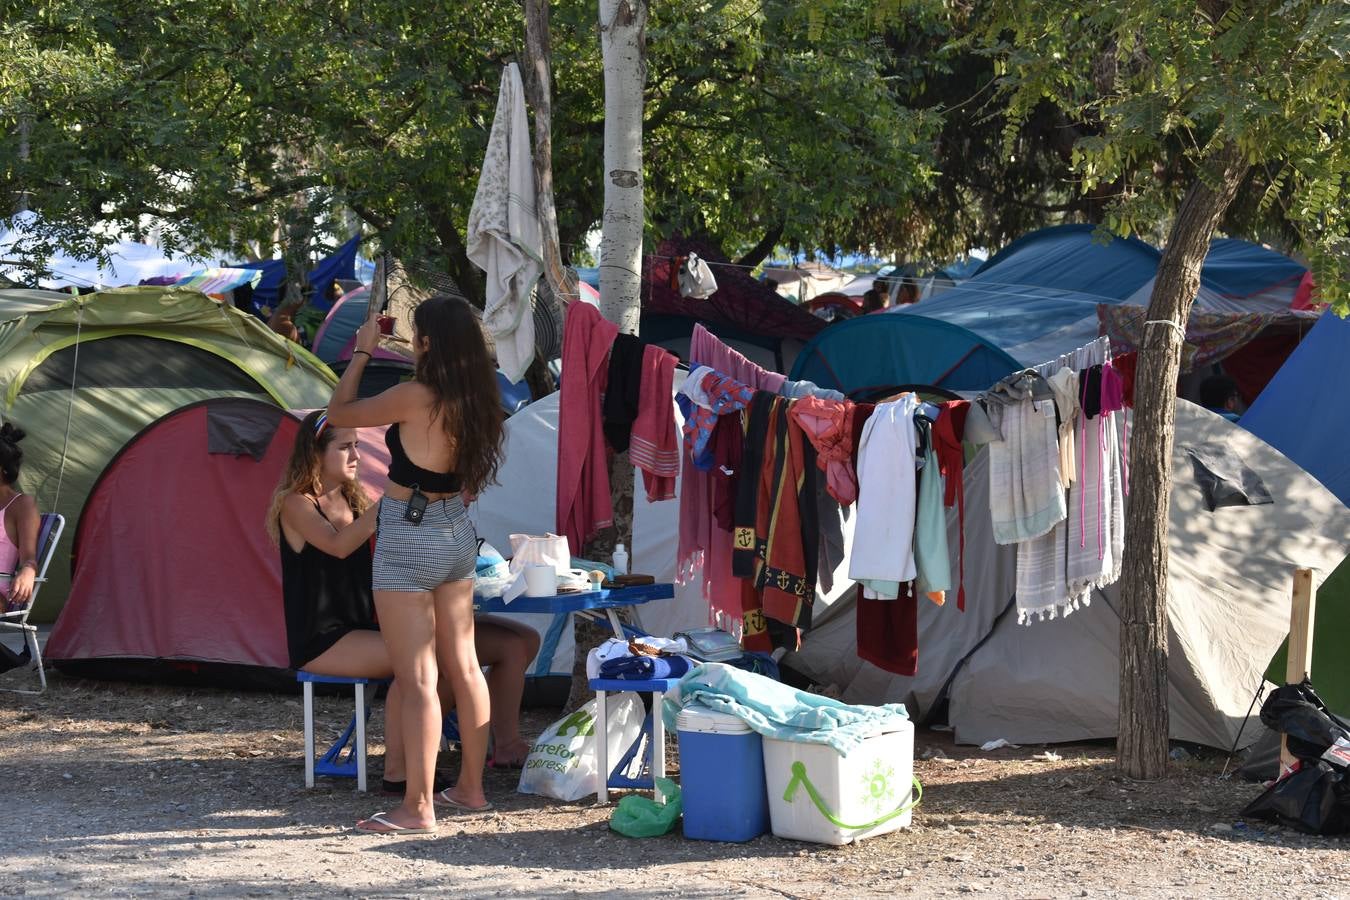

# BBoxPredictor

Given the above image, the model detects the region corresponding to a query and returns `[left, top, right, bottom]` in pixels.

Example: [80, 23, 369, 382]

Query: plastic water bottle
[612, 543, 629, 576]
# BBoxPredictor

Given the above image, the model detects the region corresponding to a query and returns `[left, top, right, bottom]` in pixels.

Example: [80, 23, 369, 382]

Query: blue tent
[312, 287, 372, 364]
[1242, 311, 1350, 716]
[789, 314, 1020, 395]
[973, 224, 1160, 299]
[1200, 239, 1307, 299]
[1241, 311, 1350, 505]
[901, 225, 1307, 367]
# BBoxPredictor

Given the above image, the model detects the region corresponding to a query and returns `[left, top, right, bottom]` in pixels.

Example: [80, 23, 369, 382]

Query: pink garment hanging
[787, 395, 859, 505]
[630, 344, 680, 502]
[556, 301, 619, 553]
[1102, 360, 1129, 495]
[689, 323, 786, 393]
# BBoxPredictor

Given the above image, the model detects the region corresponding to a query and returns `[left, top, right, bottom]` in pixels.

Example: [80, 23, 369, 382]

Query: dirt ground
[0, 666, 1344, 899]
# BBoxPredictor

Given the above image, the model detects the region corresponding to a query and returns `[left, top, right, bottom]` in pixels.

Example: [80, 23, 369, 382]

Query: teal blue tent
[789, 314, 1020, 395]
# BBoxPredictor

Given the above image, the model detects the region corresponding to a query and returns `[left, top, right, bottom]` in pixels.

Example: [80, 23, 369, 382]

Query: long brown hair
[413, 295, 505, 496]
[265, 409, 370, 545]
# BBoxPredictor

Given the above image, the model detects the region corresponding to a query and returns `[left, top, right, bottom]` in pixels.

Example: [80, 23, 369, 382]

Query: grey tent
[784, 401, 1350, 750]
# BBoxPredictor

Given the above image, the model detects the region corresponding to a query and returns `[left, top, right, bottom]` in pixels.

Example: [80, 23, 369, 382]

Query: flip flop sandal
[434, 789, 494, 813]
[487, 757, 527, 771]
[355, 812, 437, 835]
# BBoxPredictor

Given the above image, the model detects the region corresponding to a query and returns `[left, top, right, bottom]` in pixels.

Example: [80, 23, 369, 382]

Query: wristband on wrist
[353, 349, 372, 358]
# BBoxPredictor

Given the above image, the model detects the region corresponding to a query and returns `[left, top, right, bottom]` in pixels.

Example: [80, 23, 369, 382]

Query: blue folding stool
[297, 671, 391, 792]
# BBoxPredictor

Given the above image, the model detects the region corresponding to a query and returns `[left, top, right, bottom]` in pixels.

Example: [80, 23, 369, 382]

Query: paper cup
[524, 564, 556, 598]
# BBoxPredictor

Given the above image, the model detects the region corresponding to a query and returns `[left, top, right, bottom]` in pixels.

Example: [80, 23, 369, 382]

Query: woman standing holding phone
[327, 296, 504, 834]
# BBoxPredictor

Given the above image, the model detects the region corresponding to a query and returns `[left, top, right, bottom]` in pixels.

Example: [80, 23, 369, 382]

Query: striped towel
[173, 268, 264, 294]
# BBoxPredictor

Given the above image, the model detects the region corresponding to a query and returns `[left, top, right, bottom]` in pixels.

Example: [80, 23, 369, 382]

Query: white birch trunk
[597, 0, 647, 336]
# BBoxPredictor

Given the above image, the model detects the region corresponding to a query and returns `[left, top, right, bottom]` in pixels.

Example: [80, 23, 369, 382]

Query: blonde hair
[265, 410, 370, 545]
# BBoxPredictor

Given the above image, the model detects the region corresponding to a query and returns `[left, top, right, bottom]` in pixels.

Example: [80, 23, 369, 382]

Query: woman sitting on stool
[267, 410, 537, 793]
[267, 410, 414, 780]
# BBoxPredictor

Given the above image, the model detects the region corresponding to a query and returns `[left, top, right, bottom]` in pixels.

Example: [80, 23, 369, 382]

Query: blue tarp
[789, 314, 1020, 395]
[1240, 311, 1350, 505]
[237, 258, 287, 312]
[1199, 238, 1307, 298]
[972, 224, 1160, 300]
[900, 225, 1306, 366]
[307, 235, 361, 312]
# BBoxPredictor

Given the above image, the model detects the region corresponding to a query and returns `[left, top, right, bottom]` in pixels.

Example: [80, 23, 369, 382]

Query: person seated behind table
[0, 422, 41, 615]
[266, 411, 539, 782]
[1199, 374, 1244, 422]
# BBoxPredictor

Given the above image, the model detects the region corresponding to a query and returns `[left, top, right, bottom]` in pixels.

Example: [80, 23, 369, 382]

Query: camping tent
[0, 287, 336, 619]
[48, 400, 307, 687]
[47, 393, 704, 692]
[1241, 310, 1350, 714]
[785, 402, 1350, 749]
[900, 225, 1312, 372]
[642, 238, 827, 374]
[762, 261, 854, 302]
[312, 286, 373, 364]
[1121, 238, 1308, 315]
[1242, 311, 1350, 506]
[788, 314, 1021, 395]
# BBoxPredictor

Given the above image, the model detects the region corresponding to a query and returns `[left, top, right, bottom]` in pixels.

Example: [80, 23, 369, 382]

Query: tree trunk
[597, 0, 648, 334]
[430, 209, 484, 305]
[562, 0, 647, 711]
[1117, 144, 1249, 779]
[523, 0, 581, 306]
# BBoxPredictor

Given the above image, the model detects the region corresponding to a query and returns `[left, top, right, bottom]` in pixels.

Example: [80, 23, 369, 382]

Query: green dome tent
[0, 287, 337, 620]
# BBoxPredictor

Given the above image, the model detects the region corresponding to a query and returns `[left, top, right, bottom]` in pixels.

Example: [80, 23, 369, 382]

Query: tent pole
[1279, 567, 1317, 774]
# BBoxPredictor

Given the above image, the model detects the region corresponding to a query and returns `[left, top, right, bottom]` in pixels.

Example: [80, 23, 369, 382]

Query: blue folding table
[473, 582, 674, 640]
[477, 583, 678, 803]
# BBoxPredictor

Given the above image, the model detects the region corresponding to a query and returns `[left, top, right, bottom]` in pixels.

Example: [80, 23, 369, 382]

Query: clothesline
[560, 298, 1132, 681]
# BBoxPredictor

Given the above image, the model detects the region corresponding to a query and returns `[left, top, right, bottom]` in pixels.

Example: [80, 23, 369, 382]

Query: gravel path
[0, 672, 1344, 898]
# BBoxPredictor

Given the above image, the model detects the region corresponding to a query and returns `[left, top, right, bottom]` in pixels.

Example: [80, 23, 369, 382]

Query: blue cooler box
[677, 704, 769, 842]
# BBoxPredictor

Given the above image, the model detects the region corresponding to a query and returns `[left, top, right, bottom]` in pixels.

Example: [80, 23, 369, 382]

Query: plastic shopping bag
[517, 693, 644, 802]
[610, 778, 682, 838]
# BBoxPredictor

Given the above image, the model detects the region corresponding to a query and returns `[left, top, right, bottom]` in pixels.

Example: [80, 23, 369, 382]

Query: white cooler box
[762, 717, 918, 845]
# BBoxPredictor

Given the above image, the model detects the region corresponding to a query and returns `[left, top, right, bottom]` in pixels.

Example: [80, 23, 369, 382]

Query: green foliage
[973, 0, 1350, 311]
[0, 0, 935, 286]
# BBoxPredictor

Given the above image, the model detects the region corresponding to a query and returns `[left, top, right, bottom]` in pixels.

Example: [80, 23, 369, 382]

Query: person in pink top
[0, 423, 40, 613]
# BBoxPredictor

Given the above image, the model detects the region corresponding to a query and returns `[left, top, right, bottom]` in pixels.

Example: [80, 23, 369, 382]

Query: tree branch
[735, 220, 784, 268]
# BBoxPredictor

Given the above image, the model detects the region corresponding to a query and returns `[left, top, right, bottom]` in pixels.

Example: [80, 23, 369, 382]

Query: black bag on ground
[1258, 680, 1349, 761]
[1242, 761, 1350, 835]
[0, 640, 29, 674]
[1241, 680, 1350, 835]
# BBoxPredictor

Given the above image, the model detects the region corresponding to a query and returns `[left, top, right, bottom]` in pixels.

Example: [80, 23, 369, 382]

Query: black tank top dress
[280, 498, 378, 669]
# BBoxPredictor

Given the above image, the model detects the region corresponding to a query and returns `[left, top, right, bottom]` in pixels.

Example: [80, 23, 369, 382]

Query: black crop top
[386, 423, 462, 492]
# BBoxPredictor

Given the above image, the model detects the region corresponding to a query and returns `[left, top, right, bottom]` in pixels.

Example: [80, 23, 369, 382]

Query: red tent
[642, 237, 828, 345]
[47, 398, 391, 688]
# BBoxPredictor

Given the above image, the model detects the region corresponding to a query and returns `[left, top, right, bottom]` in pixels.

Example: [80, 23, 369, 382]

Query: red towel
[933, 400, 970, 611]
[856, 583, 918, 677]
[630, 344, 680, 502]
[556, 301, 619, 553]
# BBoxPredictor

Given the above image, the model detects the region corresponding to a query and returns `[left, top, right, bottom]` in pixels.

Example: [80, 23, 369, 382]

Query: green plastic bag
[608, 778, 682, 838]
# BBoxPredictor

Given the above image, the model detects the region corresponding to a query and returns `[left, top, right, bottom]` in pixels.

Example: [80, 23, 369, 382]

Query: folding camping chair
[0, 513, 65, 695]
